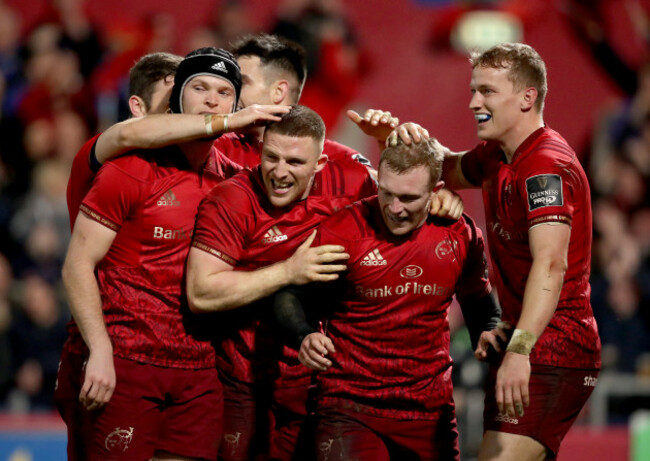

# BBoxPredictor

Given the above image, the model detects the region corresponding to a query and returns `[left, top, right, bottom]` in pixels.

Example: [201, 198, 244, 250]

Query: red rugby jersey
[66, 134, 242, 231]
[192, 159, 376, 385]
[314, 198, 491, 420]
[67, 134, 101, 230]
[461, 126, 601, 369]
[65, 146, 231, 369]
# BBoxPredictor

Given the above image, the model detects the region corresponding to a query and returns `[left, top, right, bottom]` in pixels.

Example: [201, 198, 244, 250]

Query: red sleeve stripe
[79, 204, 120, 232]
[191, 240, 238, 266]
[529, 214, 571, 228]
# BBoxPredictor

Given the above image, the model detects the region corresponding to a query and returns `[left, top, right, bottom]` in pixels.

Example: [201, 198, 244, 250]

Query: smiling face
[261, 132, 326, 208]
[377, 164, 436, 236]
[180, 74, 236, 115]
[469, 65, 527, 145]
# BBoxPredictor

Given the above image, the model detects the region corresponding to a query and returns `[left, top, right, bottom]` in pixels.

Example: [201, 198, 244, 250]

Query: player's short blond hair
[470, 42, 547, 113]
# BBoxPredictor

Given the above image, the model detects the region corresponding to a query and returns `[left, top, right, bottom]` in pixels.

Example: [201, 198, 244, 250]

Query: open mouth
[475, 113, 492, 124]
[271, 178, 293, 195]
[387, 213, 408, 224]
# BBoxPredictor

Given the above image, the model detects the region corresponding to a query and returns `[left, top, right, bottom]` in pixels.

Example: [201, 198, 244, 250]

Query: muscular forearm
[189, 260, 293, 313]
[516, 255, 565, 338]
[96, 114, 216, 162]
[442, 150, 475, 190]
[62, 258, 112, 354]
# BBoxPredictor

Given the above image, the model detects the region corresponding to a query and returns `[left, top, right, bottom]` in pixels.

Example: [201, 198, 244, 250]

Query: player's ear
[315, 153, 328, 172]
[273, 80, 290, 105]
[129, 95, 148, 117]
[521, 87, 538, 112]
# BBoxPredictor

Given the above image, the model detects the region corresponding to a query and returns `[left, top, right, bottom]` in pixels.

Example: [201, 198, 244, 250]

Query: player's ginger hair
[380, 136, 444, 188]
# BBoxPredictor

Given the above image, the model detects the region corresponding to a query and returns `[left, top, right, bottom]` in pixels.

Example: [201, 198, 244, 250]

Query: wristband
[206, 114, 229, 137]
[205, 114, 214, 136]
[506, 328, 537, 356]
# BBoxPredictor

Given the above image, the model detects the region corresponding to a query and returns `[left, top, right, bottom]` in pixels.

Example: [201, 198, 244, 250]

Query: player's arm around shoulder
[93, 114, 202, 164]
[94, 105, 290, 165]
[441, 149, 476, 191]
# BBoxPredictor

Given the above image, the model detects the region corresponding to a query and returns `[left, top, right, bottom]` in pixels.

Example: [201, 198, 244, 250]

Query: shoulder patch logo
[360, 248, 387, 266]
[525, 174, 563, 211]
[262, 225, 288, 244]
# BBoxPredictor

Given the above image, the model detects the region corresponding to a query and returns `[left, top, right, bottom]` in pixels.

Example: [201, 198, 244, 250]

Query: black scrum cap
[169, 47, 241, 114]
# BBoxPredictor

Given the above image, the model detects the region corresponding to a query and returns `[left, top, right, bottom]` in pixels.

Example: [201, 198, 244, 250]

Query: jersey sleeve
[454, 215, 492, 301]
[191, 182, 252, 266]
[314, 218, 343, 247]
[359, 170, 378, 198]
[323, 139, 373, 167]
[79, 158, 149, 232]
[314, 201, 366, 247]
[340, 158, 378, 200]
[67, 134, 102, 229]
[210, 148, 243, 180]
[517, 150, 576, 228]
[459, 142, 493, 186]
[213, 132, 259, 169]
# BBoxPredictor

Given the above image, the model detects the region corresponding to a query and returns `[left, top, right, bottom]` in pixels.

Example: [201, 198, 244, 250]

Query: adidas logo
[360, 249, 387, 266]
[157, 189, 180, 207]
[495, 414, 519, 425]
[262, 226, 288, 244]
[212, 61, 228, 72]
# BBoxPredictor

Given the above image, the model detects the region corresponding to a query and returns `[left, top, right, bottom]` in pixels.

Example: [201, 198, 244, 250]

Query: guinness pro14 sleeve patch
[525, 174, 563, 211]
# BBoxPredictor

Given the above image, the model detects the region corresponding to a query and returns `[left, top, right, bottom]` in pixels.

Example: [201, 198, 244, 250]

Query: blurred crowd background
[0, 0, 648, 455]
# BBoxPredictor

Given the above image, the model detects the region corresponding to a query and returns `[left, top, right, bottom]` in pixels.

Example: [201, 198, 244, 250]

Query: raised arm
[441, 150, 476, 190]
[61, 213, 117, 410]
[495, 222, 570, 418]
[347, 109, 399, 147]
[94, 104, 292, 164]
